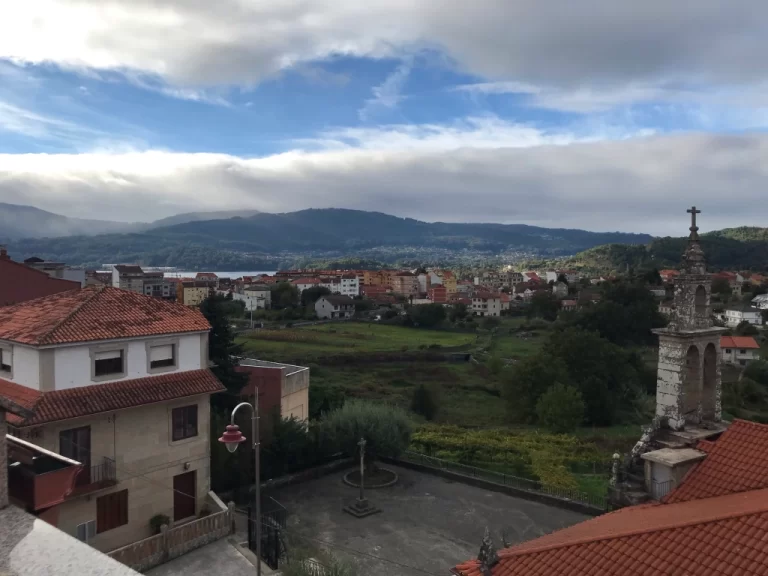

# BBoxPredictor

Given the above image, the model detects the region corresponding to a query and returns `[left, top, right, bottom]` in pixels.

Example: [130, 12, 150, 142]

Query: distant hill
[0, 202, 263, 240]
[2, 208, 653, 269]
[0, 202, 139, 239]
[561, 227, 768, 273]
[148, 209, 261, 229]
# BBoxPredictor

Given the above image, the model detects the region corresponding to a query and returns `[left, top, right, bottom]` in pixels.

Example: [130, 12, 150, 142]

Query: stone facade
[653, 207, 726, 431]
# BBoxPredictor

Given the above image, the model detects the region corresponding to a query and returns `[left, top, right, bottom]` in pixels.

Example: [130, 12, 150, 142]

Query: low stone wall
[108, 502, 235, 572]
[383, 457, 606, 517]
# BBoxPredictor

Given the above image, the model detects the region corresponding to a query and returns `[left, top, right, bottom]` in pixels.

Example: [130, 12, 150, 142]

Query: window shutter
[150, 344, 174, 362]
[95, 350, 121, 361]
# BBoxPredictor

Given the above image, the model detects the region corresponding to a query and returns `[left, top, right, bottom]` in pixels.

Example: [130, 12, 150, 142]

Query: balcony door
[60, 426, 91, 486]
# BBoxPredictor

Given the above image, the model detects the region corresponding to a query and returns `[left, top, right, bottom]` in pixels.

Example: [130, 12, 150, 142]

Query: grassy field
[237, 322, 477, 362]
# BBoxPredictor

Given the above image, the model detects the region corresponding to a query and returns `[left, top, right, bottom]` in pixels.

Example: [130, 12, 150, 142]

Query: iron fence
[399, 451, 608, 510]
[247, 496, 287, 570]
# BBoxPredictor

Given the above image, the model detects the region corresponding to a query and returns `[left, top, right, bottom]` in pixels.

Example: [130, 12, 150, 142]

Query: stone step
[656, 439, 689, 450]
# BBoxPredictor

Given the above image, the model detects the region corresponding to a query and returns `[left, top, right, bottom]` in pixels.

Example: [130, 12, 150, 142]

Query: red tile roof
[0, 285, 210, 345]
[0, 369, 224, 427]
[454, 489, 768, 576]
[455, 419, 768, 576]
[663, 419, 768, 504]
[291, 277, 322, 284]
[195, 272, 218, 279]
[720, 336, 760, 350]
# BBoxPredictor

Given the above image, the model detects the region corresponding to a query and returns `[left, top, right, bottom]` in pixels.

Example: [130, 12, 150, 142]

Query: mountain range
[0, 204, 653, 269]
[0, 202, 262, 239]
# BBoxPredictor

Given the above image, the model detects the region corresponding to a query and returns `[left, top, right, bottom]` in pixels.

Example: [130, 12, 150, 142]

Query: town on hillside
[1, 206, 768, 575]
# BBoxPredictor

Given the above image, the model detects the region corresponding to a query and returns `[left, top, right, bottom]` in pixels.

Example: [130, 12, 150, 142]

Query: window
[75, 520, 96, 542]
[0, 346, 11, 374]
[740, 349, 746, 354]
[97, 490, 128, 533]
[725, 349, 731, 354]
[93, 350, 124, 377]
[172, 405, 198, 441]
[150, 343, 176, 369]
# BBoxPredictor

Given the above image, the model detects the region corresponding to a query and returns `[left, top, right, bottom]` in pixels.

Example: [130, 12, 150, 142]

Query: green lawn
[237, 322, 477, 362]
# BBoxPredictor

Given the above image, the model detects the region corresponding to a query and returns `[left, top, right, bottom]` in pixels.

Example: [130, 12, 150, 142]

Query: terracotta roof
[0, 369, 224, 426]
[195, 272, 218, 279]
[454, 488, 768, 576]
[720, 336, 760, 350]
[291, 277, 322, 284]
[0, 255, 81, 306]
[0, 286, 210, 345]
[663, 420, 768, 504]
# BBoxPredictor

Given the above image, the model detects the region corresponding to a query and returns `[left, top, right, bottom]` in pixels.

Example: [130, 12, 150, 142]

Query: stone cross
[687, 206, 701, 236]
[358, 437, 366, 502]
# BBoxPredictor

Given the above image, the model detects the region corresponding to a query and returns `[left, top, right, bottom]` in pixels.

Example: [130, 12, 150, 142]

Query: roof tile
[0, 285, 210, 345]
[0, 369, 224, 426]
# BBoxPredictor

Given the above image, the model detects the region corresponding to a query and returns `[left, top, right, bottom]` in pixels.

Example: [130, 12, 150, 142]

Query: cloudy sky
[1, 1, 768, 235]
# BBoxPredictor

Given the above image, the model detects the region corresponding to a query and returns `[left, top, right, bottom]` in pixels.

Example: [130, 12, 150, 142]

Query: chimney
[0, 245, 8, 260]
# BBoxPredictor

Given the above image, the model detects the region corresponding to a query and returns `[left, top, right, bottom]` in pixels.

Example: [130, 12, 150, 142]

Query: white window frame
[146, 337, 180, 374]
[75, 520, 96, 542]
[90, 344, 127, 382]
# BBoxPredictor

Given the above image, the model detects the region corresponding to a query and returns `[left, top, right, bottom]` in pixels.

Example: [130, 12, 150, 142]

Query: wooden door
[173, 471, 196, 521]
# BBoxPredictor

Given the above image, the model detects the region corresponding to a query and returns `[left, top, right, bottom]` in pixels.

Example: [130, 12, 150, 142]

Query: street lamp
[218, 398, 261, 576]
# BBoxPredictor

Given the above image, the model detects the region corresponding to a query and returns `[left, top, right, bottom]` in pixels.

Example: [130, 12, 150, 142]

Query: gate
[248, 497, 287, 570]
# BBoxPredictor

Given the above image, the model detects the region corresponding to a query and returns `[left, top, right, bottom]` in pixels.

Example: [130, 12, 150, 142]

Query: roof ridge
[39, 286, 103, 345]
[499, 488, 768, 559]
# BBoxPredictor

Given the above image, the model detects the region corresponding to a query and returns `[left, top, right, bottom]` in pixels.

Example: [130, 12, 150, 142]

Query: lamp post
[218, 396, 261, 576]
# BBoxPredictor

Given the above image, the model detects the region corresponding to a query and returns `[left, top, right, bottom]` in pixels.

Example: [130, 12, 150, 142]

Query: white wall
[5, 344, 40, 389]
[53, 333, 205, 390]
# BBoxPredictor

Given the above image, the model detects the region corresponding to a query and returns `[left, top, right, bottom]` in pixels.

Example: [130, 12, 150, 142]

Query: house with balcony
[724, 303, 763, 327]
[315, 295, 355, 319]
[720, 335, 761, 366]
[0, 286, 224, 553]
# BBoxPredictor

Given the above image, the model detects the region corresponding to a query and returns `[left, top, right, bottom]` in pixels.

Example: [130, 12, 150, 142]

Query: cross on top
[687, 206, 701, 229]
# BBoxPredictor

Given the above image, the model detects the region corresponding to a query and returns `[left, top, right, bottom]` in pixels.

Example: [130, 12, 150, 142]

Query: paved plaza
[269, 464, 588, 576]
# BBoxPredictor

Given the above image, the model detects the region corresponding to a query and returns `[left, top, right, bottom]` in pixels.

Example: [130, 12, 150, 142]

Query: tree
[641, 268, 663, 286]
[711, 277, 732, 296]
[321, 400, 412, 470]
[301, 285, 331, 307]
[557, 273, 569, 285]
[407, 303, 446, 327]
[449, 302, 468, 322]
[536, 383, 585, 433]
[735, 321, 759, 336]
[200, 294, 248, 403]
[527, 291, 559, 321]
[543, 327, 643, 425]
[503, 354, 570, 423]
[271, 282, 300, 309]
[487, 355, 504, 375]
[744, 360, 768, 387]
[481, 316, 501, 330]
[411, 383, 440, 421]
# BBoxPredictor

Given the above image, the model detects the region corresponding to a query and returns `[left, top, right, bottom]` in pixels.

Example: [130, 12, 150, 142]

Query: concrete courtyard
[267, 464, 588, 576]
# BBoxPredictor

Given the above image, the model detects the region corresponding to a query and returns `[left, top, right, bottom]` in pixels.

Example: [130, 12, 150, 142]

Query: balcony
[68, 457, 118, 498]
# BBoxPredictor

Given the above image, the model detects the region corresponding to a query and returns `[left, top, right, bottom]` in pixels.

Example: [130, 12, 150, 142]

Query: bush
[320, 400, 412, 468]
[744, 360, 768, 387]
[735, 321, 760, 336]
[487, 355, 504, 375]
[150, 514, 170, 534]
[411, 383, 440, 421]
[535, 383, 585, 434]
[481, 317, 501, 330]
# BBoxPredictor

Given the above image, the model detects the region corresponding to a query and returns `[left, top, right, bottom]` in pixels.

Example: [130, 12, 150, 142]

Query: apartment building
[391, 272, 420, 296]
[0, 286, 224, 552]
[23, 256, 86, 287]
[428, 270, 457, 295]
[472, 292, 502, 316]
[111, 265, 145, 292]
[177, 280, 212, 307]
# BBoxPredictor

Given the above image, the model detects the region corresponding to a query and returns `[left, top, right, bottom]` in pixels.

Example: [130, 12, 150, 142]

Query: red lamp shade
[218, 424, 247, 453]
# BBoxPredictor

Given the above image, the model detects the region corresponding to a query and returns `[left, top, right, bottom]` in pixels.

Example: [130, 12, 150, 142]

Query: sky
[1, 1, 768, 235]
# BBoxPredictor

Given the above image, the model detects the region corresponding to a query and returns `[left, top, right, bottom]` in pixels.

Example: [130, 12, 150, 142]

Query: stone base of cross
[342, 436, 382, 518]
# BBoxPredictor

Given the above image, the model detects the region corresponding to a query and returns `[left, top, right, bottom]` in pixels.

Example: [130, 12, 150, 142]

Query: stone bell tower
[652, 207, 726, 430]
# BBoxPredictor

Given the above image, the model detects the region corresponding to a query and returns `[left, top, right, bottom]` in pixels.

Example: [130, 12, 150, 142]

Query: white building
[315, 295, 355, 319]
[472, 292, 502, 317]
[752, 294, 768, 310]
[0, 285, 222, 552]
[724, 304, 763, 328]
[417, 273, 429, 294]
[339, 274, 360, 297]
[720, 336, 761, 366]
[291, 277, 322, 293]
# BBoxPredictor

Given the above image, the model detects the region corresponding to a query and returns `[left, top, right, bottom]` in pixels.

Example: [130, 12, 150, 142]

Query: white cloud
[359, 60, 412, 120]
[0, 100, 100, 141]
[1, 0, 767, 92]
[1, 126, 767, 235]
